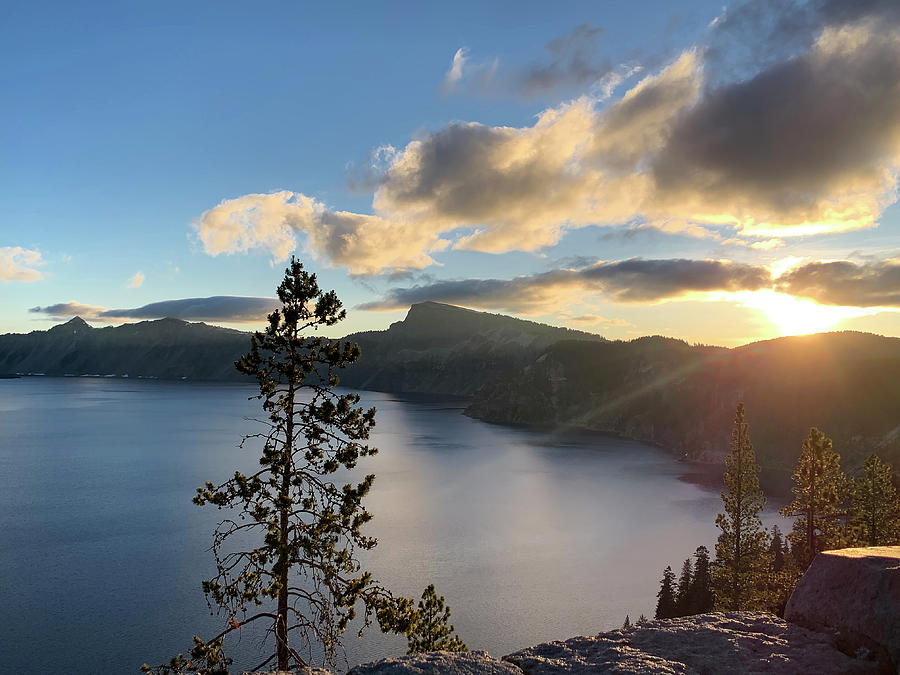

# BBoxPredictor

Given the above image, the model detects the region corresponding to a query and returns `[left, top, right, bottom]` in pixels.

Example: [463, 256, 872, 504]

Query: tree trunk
[276, 382, 295, 670]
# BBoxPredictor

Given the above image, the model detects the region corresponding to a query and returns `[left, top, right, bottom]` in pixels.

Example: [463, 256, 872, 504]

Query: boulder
[347, 650, 522, 674]
[785, 546, 900, 670]
[503, 612, 878, 674]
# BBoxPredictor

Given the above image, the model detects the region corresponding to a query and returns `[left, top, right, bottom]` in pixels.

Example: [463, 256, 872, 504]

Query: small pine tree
[674, 558, 693, 617]
[405, 585, 467, 654]
[769, 525, 785, 572]
[637, 614, 647, 625]
[687, 546, 714, 615]
[780, 427, 847, 570]
[850, 453, 900, 547]
[712, 403, 771, 611]
[622, 615, 631, 629]
[655, 566, 678, 619]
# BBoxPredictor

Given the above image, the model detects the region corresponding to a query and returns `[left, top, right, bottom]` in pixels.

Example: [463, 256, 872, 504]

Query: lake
[0, 377, 781, 673]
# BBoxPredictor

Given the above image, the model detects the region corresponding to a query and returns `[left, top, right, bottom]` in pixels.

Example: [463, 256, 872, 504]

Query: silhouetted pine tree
[780, 427, 847, 570]
[769, 525, 785, 573]
[637, 614, 647, 625]
[622, 615, 631, 629]
[655, 566, 678, 619]
[687, 546, 714, 614]
[674, 558, 693, 616]
[850, 453, 900, 546]
[712, 403, 771, 611]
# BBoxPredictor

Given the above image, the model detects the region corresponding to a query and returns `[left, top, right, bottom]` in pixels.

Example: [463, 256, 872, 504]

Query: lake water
[0, 378, 782, 673]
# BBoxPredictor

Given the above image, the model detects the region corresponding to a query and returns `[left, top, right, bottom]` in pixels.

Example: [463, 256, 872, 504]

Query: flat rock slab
[503, 612, 879, 674]
[785, 546, 900, 670]
[347, 650, 522, 675]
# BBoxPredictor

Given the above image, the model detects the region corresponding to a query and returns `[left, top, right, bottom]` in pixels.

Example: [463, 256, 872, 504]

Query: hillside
[339, 301, 606, 395]
[465, 330, 900, 473]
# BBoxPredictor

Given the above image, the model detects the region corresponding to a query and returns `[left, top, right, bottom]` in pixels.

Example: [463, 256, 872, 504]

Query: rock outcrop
[504, 612, 878, 674]
[346, 650, 521, 674]
[785, 546, 900, 671]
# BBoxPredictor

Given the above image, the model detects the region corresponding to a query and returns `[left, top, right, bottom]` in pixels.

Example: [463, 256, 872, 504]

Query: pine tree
[712, 403, 770, 611]
[674, 558, 693, 617]
[405, 585, 467, 654]
[143, 259, 414, 674]
[687, 546, 714, 615]
[849, 453, 900, 546]
[655, 566, 678, 619]
[769, 525, 785, 572]
[637, 614, 647, 625]
[622, 615, 631, 629]
[780, 427, 847, 570]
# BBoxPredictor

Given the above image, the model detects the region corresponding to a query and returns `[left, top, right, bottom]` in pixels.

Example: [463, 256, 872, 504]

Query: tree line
[648, 403, 900, 622]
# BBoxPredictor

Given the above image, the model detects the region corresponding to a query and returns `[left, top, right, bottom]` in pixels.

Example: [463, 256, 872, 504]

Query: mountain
[465, 330, 900, 474]
[0, 316, 251, 380]
[3, 305, 899, 476]
[339, 301, 606, 396]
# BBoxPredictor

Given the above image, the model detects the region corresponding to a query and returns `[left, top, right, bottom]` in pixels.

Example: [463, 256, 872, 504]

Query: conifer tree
[769, 525, 785, 572]
[655, 566, 678, 619]
[780, 427, 847, 570]
[687, 546, 714, 615]
[622, 615, 631, 629]
[712, 403, 770, 611]
[674, 558, 693, 617]
[637, 614, 647, 625]
[405, 585, 467, 654]
[849, 453, 900, 546]
[143, 259, 414, 674]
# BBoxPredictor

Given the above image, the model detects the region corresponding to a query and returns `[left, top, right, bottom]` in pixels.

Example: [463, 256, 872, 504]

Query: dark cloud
[777, 259, 900, 307]
[30, 296, 281, 323]
[652, 16, 900, 234]
[359, 258, 772, 313]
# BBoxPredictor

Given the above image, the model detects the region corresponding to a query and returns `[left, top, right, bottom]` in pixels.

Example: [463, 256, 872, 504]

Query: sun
[732, 290, 873, 337]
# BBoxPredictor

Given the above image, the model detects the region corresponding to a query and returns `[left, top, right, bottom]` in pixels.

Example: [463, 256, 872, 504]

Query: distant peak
[63, 316, 91, 328]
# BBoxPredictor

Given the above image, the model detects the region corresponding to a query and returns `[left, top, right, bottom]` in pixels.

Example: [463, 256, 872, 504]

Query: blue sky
[3, 0, 900, 345]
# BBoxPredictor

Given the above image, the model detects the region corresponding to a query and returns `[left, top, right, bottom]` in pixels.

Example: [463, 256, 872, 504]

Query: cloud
[127, 271, 145, 288]
[30, 296, 281, 323]
[441, 48, 468, 91]
[358, 258, 772, 314]
[516, 24, 613, 97]
[0, 247, 44, 282]
[194, 191, 448, 275]
[29, 301, 106, 321]
[195, 4, 900, 275]
[776, 258, 900, 307]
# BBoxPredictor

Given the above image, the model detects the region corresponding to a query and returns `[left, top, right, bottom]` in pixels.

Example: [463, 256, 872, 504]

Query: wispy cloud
[127, 271, 145, 288]
[0, 247, 44, 282]
[358, 258, 772, 314]
[30, 296, 281, 323]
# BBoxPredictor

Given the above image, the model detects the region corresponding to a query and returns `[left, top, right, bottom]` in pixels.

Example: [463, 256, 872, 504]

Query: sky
[3, 0, 900, 346]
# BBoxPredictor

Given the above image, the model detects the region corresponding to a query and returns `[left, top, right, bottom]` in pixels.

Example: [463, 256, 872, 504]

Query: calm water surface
[0, 378, 777, 673]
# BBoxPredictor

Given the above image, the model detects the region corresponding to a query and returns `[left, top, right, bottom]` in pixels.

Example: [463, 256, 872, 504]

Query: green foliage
[405, 585, 468, 654]
[144, 258, 414, 675]
[780, 427, 848, 570]
[849, 453, 900, 546]
[655, 566, 678, 619]
[712, 403, 771, 611]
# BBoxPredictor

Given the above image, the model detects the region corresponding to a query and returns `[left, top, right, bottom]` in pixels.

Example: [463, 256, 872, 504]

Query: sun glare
[732, 290, 875, 337]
